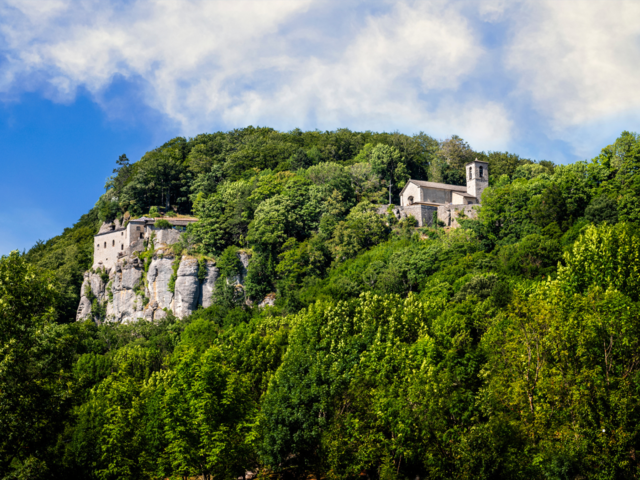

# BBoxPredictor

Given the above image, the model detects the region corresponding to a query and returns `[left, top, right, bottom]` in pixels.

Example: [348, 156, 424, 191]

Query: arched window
[121, 244, 124, 251]
[408, 196, 414, 205]
[468, 166, 473, 180]
[479, 166, 484, 178]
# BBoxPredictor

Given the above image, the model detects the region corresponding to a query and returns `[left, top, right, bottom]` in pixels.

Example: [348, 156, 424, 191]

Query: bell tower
[466, 159, 489, 203]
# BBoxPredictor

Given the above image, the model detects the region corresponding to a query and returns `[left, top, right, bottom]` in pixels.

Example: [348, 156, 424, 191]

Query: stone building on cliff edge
[93, 216, 198, 271]
[78, 215, 279, 324]
[396, 159, 488, 228]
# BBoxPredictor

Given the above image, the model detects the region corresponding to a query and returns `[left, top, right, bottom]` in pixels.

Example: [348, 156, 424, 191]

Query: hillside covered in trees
[3, 127, 640, 479]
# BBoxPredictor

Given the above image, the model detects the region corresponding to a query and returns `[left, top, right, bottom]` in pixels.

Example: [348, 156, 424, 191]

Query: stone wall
[378, 204, 438, 227]
[377, 203, 481, 229]
[401, 204, 438, 227]
[422, 188, 452, 205]
[437, 204, 480, 228]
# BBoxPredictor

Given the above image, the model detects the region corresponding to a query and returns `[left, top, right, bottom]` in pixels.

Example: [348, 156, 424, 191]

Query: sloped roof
[404, 179, 468, 193]
[129, 216, 198, 224]
[452, 191, 476, 198]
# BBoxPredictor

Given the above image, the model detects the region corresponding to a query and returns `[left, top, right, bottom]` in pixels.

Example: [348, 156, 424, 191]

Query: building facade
[398, 159, 489, 227]
[93, 217, 197, 271]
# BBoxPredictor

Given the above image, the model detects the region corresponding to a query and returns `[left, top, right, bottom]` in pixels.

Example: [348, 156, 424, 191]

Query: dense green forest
[3, 127, 640, 479]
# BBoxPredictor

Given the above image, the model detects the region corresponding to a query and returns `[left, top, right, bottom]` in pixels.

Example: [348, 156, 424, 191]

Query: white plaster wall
[93, 230, 128, 271]
[452, 192, 466, 205]
[401, 182, 422, 206]
[466, 161, 489, 201]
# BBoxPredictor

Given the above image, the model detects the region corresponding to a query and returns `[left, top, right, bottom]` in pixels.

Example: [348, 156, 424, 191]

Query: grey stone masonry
[401, 204, 438, 227]
[437, 204, 479, 228]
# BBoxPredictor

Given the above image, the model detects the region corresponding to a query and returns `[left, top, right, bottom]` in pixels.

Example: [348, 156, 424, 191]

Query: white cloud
[476, 0, 511, 23]
[0, 0, 507, 147]
[506, 1, 640, 132]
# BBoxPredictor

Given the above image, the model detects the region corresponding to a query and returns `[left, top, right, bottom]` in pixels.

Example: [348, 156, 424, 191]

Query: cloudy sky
[1, 0, 640, 254]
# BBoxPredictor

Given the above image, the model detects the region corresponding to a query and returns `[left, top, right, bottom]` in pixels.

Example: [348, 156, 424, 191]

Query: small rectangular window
[479, 166, 484, 178]
[136, 226, 140, 231]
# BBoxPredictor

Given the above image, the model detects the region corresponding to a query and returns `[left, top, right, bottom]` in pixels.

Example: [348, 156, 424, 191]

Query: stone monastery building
[93, 216, 197, 271]
[398, 159, 488, 227]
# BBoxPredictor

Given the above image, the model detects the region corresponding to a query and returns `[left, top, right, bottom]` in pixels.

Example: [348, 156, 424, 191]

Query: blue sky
[2, 0, 640, 255]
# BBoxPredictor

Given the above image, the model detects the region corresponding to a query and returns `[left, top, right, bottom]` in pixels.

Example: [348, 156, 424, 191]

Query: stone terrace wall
[437, 204, 480, 229]
[401, 204, 438, 227]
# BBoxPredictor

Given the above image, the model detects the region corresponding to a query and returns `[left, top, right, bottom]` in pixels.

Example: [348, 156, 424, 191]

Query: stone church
[398, 159, 488, 227]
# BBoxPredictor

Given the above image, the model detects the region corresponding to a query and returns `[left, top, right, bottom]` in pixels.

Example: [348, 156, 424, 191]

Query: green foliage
[12, 129, 640, 479]
[370, 143, 409, 203]
[497, 234, 562, 279]
[585, 194, 618, 224]
[0, 252, 74, 478]
[216, 246, 242, 279]
[153, 218, 172, 229]
[167, 255, 181, 294]
[330, 202, 390, 262]
[558, 222, 640, 300]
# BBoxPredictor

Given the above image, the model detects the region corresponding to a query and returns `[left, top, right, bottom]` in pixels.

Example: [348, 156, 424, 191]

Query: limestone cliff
[77, 250, 251, 324]
[77, 253, 219, 323]
[77, 218, 257, 324]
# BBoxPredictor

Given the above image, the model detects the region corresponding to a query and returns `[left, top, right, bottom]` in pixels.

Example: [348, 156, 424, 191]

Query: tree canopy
[10, 127, 640, 479]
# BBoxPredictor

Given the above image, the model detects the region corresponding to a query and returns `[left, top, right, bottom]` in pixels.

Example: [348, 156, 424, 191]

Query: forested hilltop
[3, 127, 640, 479]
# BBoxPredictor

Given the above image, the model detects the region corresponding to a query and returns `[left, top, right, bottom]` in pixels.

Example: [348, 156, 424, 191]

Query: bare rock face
[77, 249, 252, 323]
[76, 274, 93, 321]
[174, 257, 200, 318]
[201, 261, 219, 308]
[89, 273, 107, 303]
[147, 256, 175, 310]
[110, 260, 145, 323]
[76, 271, 109, 321]
[154, 229, 182, 247]
[229, 250, 251, 285]
[238, 251, 251, 273]
[97, 218, 124, 234]
[258, 292, 276, 308]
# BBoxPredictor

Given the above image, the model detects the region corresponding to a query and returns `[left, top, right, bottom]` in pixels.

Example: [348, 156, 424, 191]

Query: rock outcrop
[173, 257, 200, 318]
[76, 250, 225, 324]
